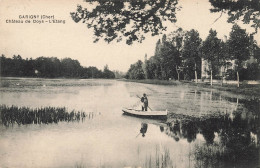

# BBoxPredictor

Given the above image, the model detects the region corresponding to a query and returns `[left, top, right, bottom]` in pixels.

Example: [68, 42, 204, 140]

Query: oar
[147, 106, 152, 111]
[136, 95, 141, 99]
[136, 95, 153, 111]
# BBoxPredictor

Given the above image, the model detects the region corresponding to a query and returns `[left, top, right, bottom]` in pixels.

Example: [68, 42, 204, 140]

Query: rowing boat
[122, 108, 167, 118]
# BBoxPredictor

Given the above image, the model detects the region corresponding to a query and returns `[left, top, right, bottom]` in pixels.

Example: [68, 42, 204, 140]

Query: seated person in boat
[141, 93, 148, 111]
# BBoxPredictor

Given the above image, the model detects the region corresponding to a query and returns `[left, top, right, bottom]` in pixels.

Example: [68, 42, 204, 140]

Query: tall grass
[0, 105, 90, 126]
[144, 147, 173, 168]
[193, 143, 225, 168]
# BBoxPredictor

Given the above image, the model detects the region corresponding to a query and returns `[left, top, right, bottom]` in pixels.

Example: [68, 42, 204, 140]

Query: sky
[0, 0, 259, 72]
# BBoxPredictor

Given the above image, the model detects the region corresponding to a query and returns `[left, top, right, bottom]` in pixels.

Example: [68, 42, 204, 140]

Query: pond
[0, 78, 259, 168]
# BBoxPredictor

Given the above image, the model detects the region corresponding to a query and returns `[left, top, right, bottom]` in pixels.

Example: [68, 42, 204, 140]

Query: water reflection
[140, 123, 148, 137]
[162, 108, 260, 167]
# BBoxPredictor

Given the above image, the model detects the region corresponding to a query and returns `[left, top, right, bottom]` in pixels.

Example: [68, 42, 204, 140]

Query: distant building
[201, 35, 259, 80]
[201, 59, 236, 79]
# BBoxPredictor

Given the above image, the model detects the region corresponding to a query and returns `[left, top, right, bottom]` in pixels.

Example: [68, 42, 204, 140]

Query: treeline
[0, 55, 115, 79]
[126, 24, 260, 86]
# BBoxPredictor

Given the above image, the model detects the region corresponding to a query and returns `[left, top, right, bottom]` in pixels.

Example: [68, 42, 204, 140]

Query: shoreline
[1, 77, 260, 99]
[121, 79, 260, 99]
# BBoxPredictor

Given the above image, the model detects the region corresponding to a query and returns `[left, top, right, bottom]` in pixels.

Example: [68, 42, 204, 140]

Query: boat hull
[122, 108, 167, 119]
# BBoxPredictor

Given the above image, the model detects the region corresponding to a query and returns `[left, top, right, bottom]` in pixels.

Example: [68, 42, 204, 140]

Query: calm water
[0, 78, 259, 168]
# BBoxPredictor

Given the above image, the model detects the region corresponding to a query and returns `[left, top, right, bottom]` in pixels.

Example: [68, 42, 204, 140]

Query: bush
[0, 81, 10, 87]
[239, 63, 260, 81]
[225, 69, 236, 80]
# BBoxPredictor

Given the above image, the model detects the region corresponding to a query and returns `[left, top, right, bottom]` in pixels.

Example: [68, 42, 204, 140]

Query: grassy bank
[119, 79, 182, 85]
[122, 79, 260, 98]
[189, 81, 260, 98]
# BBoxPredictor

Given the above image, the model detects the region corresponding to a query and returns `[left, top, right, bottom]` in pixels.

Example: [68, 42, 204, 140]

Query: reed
[144, 147, 173, 168]
[193, 143, 225, 163]
[0, 105, 89, 126]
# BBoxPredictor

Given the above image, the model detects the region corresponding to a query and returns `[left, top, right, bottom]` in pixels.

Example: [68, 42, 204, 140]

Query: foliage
[155, 34, 180, 80]
[209, 0, 260, 33]
[0, 55, 115, 79]
[139, 31, 185, 81]
[201, 29, 222, 77]
[125, 25, 259, 82]
[71, 0, 259, 45]
[125, 60, 145, 79]
[182, 29, 202, 80]
[71, 0, 179, 44]
[228, 24, 251, 70]
[103, 64, 115, 78]
[253, 45, 260, 61]
[113, 70, 125, 79]
[167, 28, 186, 80]
[240, 63, 260, 80]
[219, 40, 232, 77]
[225, 69, 236, 80]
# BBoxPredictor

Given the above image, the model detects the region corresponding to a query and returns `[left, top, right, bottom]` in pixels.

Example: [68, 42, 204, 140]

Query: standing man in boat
[141, 93, 148, 111]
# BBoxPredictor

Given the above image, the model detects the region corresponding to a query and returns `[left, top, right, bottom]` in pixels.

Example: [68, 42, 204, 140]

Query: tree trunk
[160, 64, 163, 79]
[195, 63, 198, 83]
[210, 70, 213, 86]
[220, 70, 223, 86]
[195, 70, 198, 83]
[237, 71, 240, 87]
[176, 66, 180, 81]
[221, 66, 225, 86]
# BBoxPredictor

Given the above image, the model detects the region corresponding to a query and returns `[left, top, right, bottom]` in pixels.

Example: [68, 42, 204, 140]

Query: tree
[136, 31, 185, 81]
[71, 0, 179, 44]
[0, 55, 11, 76]
[152, 35, 170, 79]
[23, 58, 35, 77]
[126, 60, 145, 79]
[168, 28, 186, 80]
[61, 58, 82, 77]
[35, 57, 62, 78]
[182, 29, 202, 83]
[0, 55, 112, 79]
[86, 66, 103, 78]
[156, 34, 170, 79]
[103, 64, 115, 78]
[219, 40, 232, 85]
[209, 0, 260, 33]
[12, 55, 24, 76]
[144, 56, 158, 79]
[228, 24, 250, 87]
[113, 70, 125, 79]
[153, 39, 163, 79]
[71, 0, 259, 45]
[201, 29, 221, 86]
[159, 39, 178, 80]
[142, 54, 148, 79]
[150, 34, 182, 80]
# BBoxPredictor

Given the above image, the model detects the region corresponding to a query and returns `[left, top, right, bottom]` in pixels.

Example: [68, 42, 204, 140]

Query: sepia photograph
[0, 0, 259, 167]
